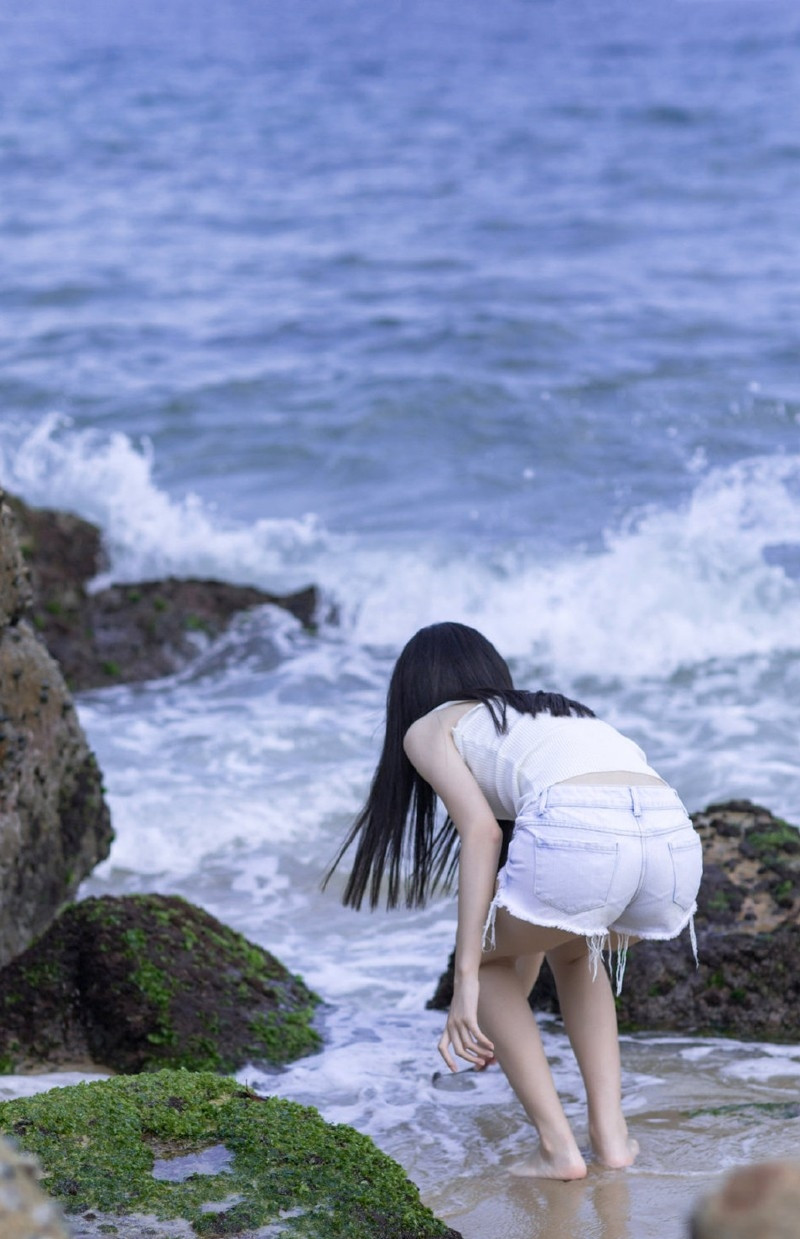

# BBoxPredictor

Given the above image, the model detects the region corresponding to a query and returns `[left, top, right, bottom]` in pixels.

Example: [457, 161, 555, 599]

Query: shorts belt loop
[538, 788, 549, 813]
[630, 787, 641, 818]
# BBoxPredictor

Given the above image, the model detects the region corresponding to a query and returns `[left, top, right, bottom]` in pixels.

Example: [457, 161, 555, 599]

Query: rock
[0, 1070, 462, 1239]
[4, 492, 106, 620]
[84, 577, 318, 688]
[429, 801, 800, 1040]
[0, 492, 113, 971]
[0, 1135, 70, 1239]
[689, 1159, 800, 1239]
[616, 801, 800, 1039]
[5, 491, 320, 690]
[0, 894, 321, 1075]
[0, 498, 34, 625]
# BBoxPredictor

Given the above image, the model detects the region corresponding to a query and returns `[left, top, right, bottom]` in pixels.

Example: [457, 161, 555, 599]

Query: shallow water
[2, 0, 800, 1234]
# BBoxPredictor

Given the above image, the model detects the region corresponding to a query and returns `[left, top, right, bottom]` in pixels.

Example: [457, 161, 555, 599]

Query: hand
[437, 974, 494, 1072]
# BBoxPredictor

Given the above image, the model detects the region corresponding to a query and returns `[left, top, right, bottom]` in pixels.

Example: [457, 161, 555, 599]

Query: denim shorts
[484, 783, 703, 985]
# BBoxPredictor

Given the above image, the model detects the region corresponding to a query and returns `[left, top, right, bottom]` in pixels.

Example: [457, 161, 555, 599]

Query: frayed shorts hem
[482, 896, 699, 996]
[613, 901, 698, 945]
[483, 896, 611, 942]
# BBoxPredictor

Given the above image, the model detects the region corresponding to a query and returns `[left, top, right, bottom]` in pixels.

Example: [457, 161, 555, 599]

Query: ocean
[1, 1, 800, 1234]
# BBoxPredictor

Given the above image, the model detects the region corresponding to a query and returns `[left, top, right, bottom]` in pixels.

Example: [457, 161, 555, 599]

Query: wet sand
[418, 1027, 800, 1239]
[441, 1160, 718, 1239]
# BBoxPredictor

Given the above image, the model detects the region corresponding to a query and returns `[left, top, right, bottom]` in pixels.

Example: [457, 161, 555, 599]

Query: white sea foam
[3, 417, 799, 682]
[344, 455, 800, 680]
[0, 1071, 109, 1101]
[0, 414, 331, 590]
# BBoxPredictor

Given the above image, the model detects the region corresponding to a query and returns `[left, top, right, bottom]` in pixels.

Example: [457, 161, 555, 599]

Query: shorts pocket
[669, 835, 703, 910]
[532, 836, 619, 915]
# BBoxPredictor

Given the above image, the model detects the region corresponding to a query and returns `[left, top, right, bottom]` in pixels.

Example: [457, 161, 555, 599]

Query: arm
[404, 710, 502, 1071]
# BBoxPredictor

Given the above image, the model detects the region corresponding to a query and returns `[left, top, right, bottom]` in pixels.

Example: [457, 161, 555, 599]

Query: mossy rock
[0, 1070, 460, 1238]
[428, 801, 800, 1039]
[0, 895, 321, 1073]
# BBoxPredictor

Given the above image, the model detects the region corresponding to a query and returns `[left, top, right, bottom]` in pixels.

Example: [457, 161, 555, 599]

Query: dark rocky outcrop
[0, 1070, 462, 1239]
[5, 491, 319, 691]
[429, 801, 800, 1041]
[0, 894, 321, 1075]
[0, 492, 113, 970]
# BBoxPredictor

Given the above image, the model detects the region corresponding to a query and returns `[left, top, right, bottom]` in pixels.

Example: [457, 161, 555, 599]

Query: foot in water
[592, 1135, 639, 1170]
[510, 1147, 588, 1181]
[589, 1116, 640, 1169]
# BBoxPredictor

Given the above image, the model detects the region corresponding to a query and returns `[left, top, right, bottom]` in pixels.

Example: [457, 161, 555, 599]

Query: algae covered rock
[0, 894, 321, 1074]
[0, 1070, 461, 1239]
[0, 490, 113, 971]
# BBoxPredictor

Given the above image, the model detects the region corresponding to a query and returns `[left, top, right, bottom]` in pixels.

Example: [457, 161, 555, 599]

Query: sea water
[1, 1, 800, 1235]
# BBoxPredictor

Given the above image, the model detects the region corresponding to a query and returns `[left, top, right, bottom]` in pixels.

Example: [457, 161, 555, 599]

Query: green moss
[184, 614, 210, 633]
[773, 879, 795, 905]
[127, 589, 142, 603]
[153, 597, 168, 613]
[44, 599, 63, 615]
[0, 1070, 451, 1238]
[21, 960, 61, 987]
[707, 890, 731, 914]
[248, 1009, 322, 1065]
[747, 823, 800, 860]
[101, 660, 121, 678]
[178, 1035, 225, 1072]
[83, 901, 122, 928]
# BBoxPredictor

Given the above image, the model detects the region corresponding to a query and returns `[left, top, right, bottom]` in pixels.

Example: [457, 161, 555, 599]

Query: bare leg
[516, 951, 544, 998]
[546, 938, 638, 1169]
[478, 916, 587, 1180]
[474, 952, 543, 1072]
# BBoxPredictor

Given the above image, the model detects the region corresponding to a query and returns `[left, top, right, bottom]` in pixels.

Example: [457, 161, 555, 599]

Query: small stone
[690, 1160, 800, 1239]
[0, 1137, 69, 1238]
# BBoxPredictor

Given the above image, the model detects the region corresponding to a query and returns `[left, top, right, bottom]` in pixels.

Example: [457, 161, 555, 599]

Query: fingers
[437, 1029, 458, 1073]
[437, 1021, 494, 1073]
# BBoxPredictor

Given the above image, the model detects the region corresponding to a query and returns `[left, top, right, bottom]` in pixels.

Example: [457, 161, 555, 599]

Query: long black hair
[323, 622, 594, 911]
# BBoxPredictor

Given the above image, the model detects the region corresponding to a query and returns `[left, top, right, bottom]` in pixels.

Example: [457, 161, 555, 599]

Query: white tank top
[444, 702, 660, 820]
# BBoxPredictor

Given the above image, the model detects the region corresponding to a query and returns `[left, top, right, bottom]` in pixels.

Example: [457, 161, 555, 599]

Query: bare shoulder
[403, 702, 498, 829]
[403, 701, 478, 762]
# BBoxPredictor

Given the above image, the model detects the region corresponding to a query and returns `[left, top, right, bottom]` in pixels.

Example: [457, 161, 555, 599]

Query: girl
[325, 622, 702, 1180]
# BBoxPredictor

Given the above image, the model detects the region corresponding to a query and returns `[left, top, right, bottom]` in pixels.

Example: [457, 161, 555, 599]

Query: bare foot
[591, 1133, 639, 1170]
[510, 1147, 588, 1181]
